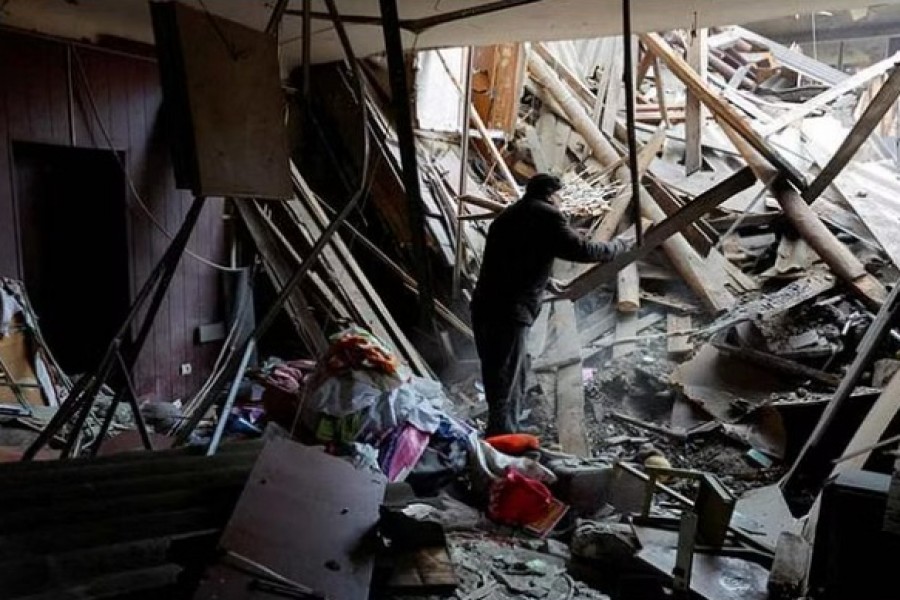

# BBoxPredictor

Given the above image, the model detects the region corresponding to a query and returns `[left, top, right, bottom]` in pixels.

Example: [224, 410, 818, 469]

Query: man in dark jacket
[471, 173, 631, 436]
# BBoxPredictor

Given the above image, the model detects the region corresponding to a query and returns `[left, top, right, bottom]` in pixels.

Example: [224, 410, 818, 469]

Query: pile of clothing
[301, 326, 473, 493]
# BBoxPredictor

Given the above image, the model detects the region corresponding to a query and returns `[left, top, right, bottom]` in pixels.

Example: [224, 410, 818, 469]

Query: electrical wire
[70, 47, 245, 273]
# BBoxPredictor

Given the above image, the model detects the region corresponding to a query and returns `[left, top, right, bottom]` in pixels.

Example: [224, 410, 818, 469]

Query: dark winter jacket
[472, 194, 628, 325]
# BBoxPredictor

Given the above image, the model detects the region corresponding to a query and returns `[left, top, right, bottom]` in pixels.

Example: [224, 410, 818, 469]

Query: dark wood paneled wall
[0, 30, 227, 403]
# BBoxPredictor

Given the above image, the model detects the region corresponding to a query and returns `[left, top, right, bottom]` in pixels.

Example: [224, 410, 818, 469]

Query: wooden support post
[685, 27, 708, 175]
[804, 66, 900, 203]
[652, 57, 671, 127]
[636, 44, 654, 88]
[641, 32, 807, 189]
[617, 263, 640, 313]
[379, 0, 435, 329]
[773, 177, 886, 309]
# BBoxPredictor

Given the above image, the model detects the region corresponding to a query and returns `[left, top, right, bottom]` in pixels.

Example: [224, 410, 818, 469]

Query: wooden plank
[537, 298, 589, 456]
[234, 203, 328, 354]
[600, 38, 625, 137]
[640, 32, 806, 189]
[667, 314, 693, 358]
[644, 175, 714, 256]
[613, 312, 639, 358]
[290, 168, 433, 377]
[759, 52, 900, 138]
[804, 66, 900, 203]
[616, 263, 640, 313]
[562, 167, 756, 302]
[735, 26, 847, 86]
[584, 312, 664, 360]
[578, 307, 617, 347]
[685, 27, 708, 175]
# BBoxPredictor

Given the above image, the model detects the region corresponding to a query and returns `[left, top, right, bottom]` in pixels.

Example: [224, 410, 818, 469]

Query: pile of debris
[5, 20, 900, 600]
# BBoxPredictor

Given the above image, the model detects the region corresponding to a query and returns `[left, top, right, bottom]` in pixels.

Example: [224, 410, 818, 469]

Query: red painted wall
[0, 29, 227, 403]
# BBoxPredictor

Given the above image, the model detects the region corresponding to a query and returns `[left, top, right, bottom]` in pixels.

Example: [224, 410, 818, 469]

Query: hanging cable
[70, 47, 245, 273]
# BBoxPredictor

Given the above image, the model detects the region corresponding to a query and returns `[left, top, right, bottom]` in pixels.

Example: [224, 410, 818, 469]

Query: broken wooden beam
[561, 167, 756, 304]
[759, 51, 900, 137]
[804, 66, 900, 203]
[528, 51, 620, 167]
[640, 32, 806, 189]
[684, 27, 708, 175]
[772, 177, 887, 309]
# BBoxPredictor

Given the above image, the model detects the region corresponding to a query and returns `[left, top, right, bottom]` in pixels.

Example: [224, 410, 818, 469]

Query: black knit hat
[526, 173, 563, 197]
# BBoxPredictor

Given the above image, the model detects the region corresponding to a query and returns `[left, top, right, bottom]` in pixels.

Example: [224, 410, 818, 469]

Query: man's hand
[610, 233, 635, 257]
[546, 277, 566, 295]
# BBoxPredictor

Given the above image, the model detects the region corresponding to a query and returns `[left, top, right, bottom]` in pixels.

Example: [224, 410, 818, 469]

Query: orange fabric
[485, 433, 540, 455]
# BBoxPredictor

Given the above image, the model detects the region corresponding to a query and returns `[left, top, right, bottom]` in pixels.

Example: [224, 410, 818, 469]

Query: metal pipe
[452, 47, 474, 299]
[207, 339, 255, 456]
[302, 0, 312, 98]
[378, 0, 436, 328]
[66, 44, 76, 146]
[622, 0, 643, 246]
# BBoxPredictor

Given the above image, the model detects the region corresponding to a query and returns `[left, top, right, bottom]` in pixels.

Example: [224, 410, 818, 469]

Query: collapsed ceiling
[1, 0, 899, 68]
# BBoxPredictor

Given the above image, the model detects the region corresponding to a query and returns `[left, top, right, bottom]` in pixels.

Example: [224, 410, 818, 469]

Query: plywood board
[197, 439, 386, 600]
[151, 1, 291, 199]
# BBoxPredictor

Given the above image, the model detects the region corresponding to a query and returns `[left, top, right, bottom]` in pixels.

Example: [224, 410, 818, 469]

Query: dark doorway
[13, 142, 130, 375]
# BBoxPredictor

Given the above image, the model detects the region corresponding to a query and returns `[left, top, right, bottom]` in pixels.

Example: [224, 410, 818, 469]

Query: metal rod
[174, 180, 368, 445]
[23, 196, 207, 460]
[66, 44, 76, 146]
[622, 0, 643, 246]
[207, 339, 255, 456]
[265, 0, 291, 36]
[378, 0, 436, 328]
[115, 350, 154, 450]
[302, 0, 312, 98]
[452, 47, 474, 299]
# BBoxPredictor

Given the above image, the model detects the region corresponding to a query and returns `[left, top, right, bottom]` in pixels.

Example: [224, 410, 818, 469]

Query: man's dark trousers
[471, 304, 530, 436]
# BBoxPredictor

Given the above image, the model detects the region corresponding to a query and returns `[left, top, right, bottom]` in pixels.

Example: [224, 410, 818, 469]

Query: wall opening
[13, 142, 130, 376]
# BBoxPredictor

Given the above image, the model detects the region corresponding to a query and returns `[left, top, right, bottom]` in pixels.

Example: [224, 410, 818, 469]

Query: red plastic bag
[488, 468, 553, 525]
